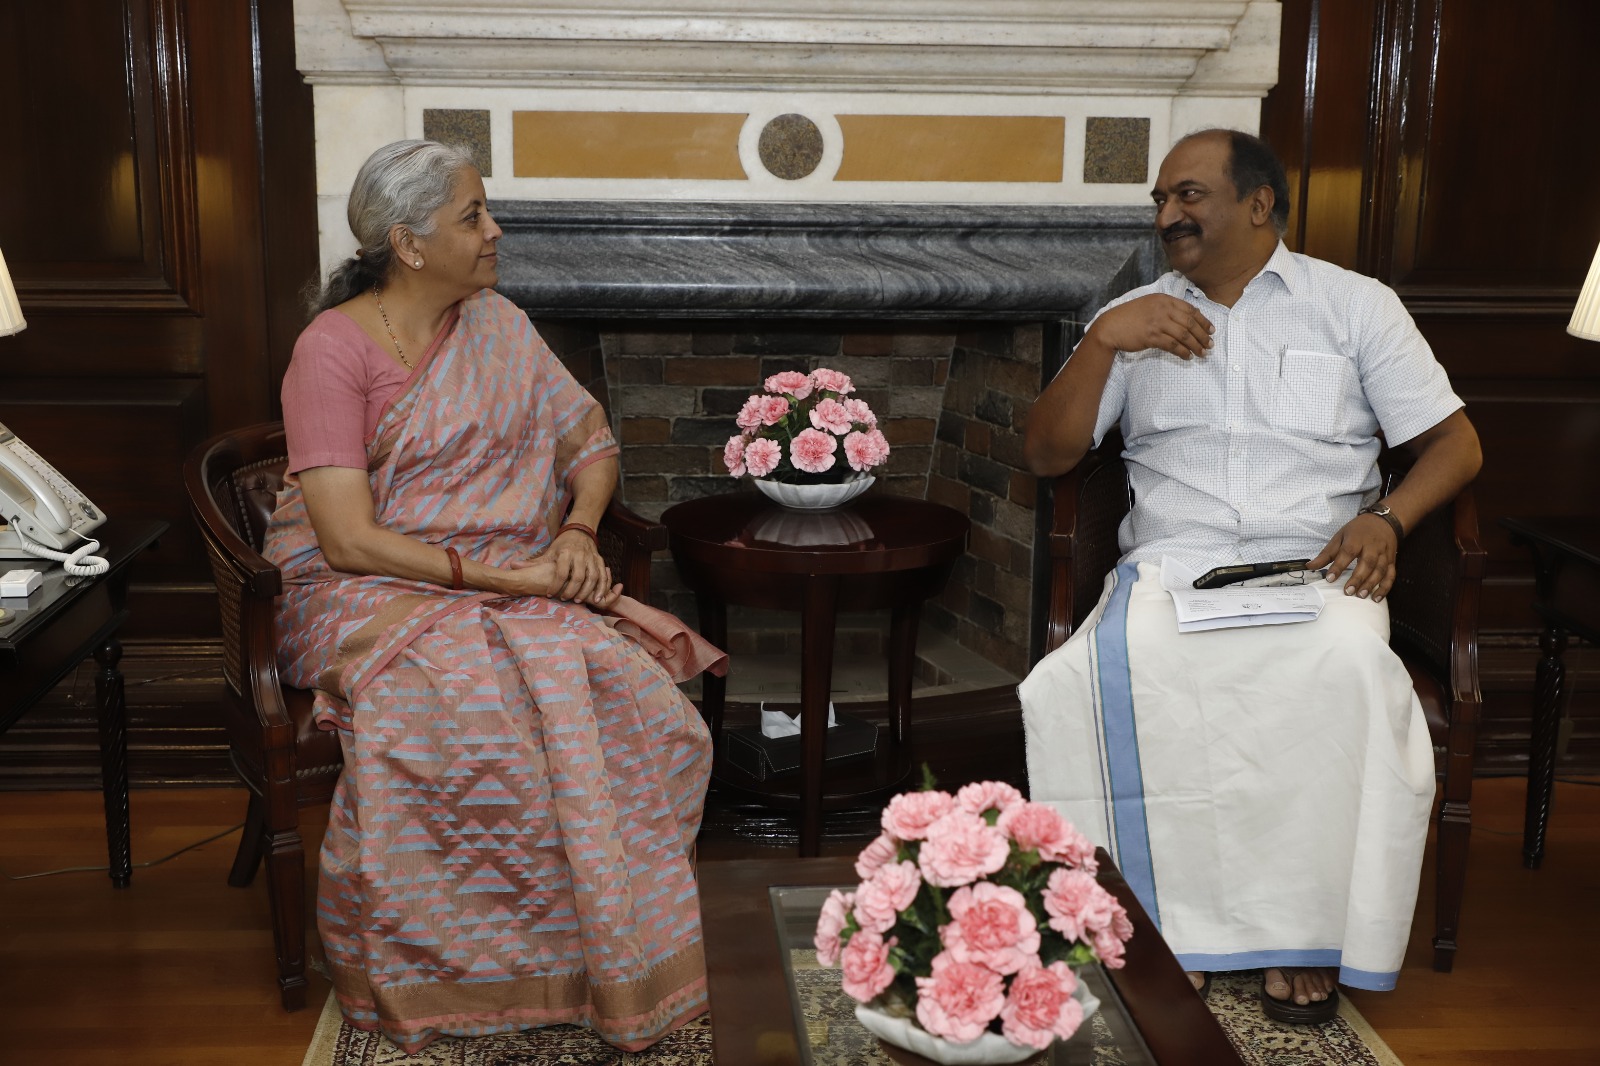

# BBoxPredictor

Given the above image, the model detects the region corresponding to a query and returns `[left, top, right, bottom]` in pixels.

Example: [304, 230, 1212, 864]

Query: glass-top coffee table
[698, 852, 1244, 1066]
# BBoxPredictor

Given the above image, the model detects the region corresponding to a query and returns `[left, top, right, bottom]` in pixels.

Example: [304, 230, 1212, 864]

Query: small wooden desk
[0, 518, 166, 886]
[661, 494, 969, 856]
[1500, 516, 1600, 869]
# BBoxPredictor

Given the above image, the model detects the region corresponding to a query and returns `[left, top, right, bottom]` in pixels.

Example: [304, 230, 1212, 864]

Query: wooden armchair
[182, 421, 666, 1010]
[1042, 437, 1486, 973]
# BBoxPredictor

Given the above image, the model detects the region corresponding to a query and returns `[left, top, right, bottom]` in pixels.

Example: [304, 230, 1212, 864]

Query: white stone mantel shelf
[302, 0, 1281, 95]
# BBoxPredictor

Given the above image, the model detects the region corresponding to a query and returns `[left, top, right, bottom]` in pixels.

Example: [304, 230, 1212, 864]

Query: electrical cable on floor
[0, 821, 243, 881]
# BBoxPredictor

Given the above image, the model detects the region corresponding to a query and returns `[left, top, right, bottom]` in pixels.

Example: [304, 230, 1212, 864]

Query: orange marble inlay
[835, 115, 1065, 183]
[513, 111, 747, 180]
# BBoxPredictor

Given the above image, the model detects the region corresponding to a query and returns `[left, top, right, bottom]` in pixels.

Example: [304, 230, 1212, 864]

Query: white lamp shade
[1569, 241, 1600, 342]
[0, 245, 25, 337]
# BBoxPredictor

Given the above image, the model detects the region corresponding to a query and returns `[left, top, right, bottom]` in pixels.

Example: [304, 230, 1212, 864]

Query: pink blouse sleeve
[281, 313, 387, 473]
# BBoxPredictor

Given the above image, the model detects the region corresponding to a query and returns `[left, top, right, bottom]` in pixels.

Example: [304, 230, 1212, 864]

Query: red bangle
[444, 546, 464, 590]
[558, 521, 597, 543]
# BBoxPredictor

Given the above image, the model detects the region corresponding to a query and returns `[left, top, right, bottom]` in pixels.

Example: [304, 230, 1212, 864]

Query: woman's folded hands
[503, 529, 622, 607]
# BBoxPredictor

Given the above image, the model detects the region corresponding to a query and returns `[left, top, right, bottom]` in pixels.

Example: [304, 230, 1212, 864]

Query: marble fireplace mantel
[296, 1, 1278, 269]
[494, 201, 1159, 322]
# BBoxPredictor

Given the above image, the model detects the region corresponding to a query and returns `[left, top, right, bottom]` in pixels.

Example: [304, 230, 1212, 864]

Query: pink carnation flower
[996, 802, 1096, 871]
[840, 928, 897, 1002]
[814, 888, 854, 966]
[843, 397, 877, 427]
[723, 434, 748, 477]
[735, 395, 766, 432]
[758, 395, 793, 427]
[764, 371, 813, 399]
[809, 368, 854, 395]
[914, 952, 1006, 1044]
[1042, 867, 1118, 943]
[955, 781, 1024, 817]
[918, 810, 1009, 888]
[810, 398, 856, 436]
[843, 429, 890, 473]
[743, 437, 782, 478]
[855, 831, 901, 881]
[943, 882, 1040, 975]
[789, 428, 838, 474]
[1092, 924, 1128, 969]
[1001, 961, 1083, 1048]
[881, 790, 955, 841]
[853, 860, 922, 934]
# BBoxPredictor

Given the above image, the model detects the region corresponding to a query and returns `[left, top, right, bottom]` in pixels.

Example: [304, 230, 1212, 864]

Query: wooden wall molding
[2, 0, 199, 313]
[1262, 0, 1600, 776]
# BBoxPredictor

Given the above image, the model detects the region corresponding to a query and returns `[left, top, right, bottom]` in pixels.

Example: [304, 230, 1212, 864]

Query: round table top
[661, 493, 970, 577]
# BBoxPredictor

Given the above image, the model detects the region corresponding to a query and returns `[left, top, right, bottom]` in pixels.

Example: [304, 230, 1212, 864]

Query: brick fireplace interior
[502, 199, 1162, 708]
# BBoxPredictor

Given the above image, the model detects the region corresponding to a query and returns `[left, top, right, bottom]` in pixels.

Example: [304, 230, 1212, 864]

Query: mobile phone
[1192, 559, 1314, 590]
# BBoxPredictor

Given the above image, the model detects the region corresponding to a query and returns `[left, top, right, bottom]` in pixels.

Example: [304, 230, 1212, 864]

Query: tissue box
[723, 710, 879, 781]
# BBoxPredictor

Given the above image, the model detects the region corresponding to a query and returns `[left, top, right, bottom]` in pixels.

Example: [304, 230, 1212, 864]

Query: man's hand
[1087, 294, 1214, 361]
[1309, 514, 1398, 601]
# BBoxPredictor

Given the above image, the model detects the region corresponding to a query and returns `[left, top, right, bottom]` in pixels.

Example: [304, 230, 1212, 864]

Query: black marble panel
[493, 201, 1160, 321]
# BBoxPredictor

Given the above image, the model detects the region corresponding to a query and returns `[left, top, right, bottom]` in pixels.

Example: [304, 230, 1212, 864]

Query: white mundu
[1021, 561, 1435, 989]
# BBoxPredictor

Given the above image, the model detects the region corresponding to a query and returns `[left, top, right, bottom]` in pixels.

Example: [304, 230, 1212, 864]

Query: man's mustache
[1161, 222, 1201, 242]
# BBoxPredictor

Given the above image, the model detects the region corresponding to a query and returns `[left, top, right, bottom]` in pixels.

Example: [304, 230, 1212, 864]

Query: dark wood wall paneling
[1262, 0, 1600, 773]
[0, 0, 316, 787]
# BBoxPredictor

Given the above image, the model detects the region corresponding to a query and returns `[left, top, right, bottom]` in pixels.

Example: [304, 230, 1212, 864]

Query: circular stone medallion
[758, 114, 825, 180]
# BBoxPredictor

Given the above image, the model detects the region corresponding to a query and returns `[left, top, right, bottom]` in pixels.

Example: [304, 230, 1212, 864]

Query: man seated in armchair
[1018, 129, 1481, 1023]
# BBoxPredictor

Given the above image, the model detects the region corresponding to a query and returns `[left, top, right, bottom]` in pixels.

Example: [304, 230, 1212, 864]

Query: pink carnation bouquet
[723, 368, 890, 484]
[816, 776, 1132, 1057]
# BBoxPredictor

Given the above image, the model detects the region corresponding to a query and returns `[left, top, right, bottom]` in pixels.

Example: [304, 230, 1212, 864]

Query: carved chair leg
[263, 825, 310, 1011]
[227, 790, 268, 888]
[1432, 795, 1470, 972]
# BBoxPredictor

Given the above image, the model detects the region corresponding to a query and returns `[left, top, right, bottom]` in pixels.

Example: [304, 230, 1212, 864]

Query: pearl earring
[414, 259, 422, 268]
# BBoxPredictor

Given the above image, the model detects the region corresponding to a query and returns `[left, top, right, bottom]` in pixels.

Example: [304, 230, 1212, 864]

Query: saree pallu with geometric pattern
[262, 291, 718, 1053]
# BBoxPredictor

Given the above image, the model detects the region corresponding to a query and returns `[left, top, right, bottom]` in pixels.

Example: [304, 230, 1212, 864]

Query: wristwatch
[1358, 503, 1405, 541]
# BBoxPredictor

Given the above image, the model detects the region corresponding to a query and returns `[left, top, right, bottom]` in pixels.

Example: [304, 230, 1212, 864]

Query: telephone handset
[0, 421, 108, 576]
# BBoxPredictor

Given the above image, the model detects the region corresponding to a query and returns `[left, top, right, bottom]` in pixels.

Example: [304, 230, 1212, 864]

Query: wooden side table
[662, 494, 969, 856]
[0, 518, 166, 886]
[1500, 516, 1600, 869]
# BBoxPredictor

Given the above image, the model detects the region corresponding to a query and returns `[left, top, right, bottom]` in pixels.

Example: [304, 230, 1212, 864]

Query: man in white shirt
[1019, 129, 1481, 1022]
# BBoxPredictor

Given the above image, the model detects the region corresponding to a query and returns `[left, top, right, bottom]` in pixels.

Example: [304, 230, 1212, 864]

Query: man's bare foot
[1187, 971, 1207, 992]
[1263, 966, 1337, 1006]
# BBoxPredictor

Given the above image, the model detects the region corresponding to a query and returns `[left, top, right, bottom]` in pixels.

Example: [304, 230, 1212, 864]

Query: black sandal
[1260, 967, 1339, 1025]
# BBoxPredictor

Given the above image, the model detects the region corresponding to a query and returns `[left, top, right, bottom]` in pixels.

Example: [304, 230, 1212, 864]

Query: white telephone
[0, 420, 109, 576]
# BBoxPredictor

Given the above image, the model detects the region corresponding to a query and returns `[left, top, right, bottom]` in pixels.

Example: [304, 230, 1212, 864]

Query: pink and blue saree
[263, 290, 719, 1052]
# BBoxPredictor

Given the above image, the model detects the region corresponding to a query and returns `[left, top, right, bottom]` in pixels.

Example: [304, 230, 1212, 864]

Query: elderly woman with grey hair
[263, 139, 724, 1053]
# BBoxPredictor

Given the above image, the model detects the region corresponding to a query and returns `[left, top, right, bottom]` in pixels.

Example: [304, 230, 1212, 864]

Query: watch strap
[1359, 504, 1405, 541]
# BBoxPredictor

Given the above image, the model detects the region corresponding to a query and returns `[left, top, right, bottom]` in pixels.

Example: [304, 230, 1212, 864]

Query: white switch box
[0, 569, 44, 597]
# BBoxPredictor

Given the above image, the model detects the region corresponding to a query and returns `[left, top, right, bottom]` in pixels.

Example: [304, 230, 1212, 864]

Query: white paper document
[1159, 556, 1326, 633]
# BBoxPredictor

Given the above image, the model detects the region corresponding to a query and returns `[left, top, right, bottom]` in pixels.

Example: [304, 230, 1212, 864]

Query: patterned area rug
[303, 969, 1400, 1066]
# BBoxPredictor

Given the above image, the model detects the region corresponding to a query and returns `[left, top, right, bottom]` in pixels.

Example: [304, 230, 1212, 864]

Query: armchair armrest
[1386, 480, 1486, 708]
[598, 498, 667, 600]
[1044, 436, 1130, 655]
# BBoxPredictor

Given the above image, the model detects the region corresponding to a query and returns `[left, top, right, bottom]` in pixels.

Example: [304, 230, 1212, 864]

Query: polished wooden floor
[0, 776, 1596, 1065]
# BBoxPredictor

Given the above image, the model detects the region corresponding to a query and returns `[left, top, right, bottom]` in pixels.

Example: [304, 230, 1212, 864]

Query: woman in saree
[262, 139, 723, 1053]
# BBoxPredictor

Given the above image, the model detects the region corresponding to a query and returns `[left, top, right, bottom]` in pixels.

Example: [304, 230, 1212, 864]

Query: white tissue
[759, 701, 838, 738]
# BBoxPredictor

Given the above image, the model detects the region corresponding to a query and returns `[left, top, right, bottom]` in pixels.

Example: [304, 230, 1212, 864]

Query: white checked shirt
[1084, 242, 1463, 571]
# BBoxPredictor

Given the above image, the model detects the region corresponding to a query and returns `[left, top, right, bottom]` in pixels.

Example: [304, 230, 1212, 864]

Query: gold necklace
[371, 285, 414, 369]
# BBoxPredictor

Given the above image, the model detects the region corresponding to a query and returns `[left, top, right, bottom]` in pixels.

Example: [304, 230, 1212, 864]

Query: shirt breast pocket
[1123, 353, 1218, 439]
[1270, 348, 1362, 441]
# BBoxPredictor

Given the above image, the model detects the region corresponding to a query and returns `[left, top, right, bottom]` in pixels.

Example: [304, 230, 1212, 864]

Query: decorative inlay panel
[422, 108, 492, 176]
[834, 115, 1065, 184]
[512, 111, 747, 180]
[1084, 117, 1152, 184]
[757, 114, 824, 181]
